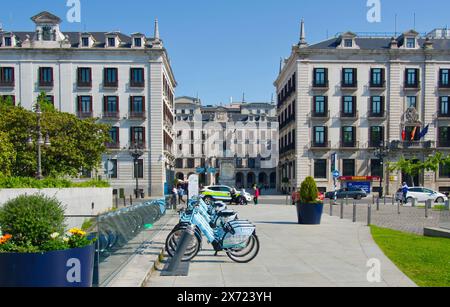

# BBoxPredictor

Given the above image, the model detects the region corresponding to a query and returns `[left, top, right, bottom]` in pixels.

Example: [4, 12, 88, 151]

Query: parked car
[325, 188, 367, 200]
[395, 187, 448, 203]
[200, 185, 248, 204]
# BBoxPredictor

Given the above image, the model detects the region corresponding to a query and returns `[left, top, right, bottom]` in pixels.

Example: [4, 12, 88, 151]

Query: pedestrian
[178, 186, 185, 204]
[172, 186, 178, 208]
[402, 182, 409, 203]
[253, 185, 260, 205]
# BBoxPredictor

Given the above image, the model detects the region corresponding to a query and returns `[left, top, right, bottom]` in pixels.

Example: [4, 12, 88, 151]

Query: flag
[402, 130, 406, 141]
[411, 127, 418, 141]
[419, 124, 430, 139]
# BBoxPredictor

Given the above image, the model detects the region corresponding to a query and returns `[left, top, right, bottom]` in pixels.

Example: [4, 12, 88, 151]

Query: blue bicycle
[165, 200, 260, 263]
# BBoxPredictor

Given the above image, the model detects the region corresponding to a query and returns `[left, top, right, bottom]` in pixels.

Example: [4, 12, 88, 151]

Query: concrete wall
[0, 188, 113, 228]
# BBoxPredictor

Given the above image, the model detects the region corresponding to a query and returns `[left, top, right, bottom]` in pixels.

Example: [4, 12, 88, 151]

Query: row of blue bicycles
[165, 196, 260, 263]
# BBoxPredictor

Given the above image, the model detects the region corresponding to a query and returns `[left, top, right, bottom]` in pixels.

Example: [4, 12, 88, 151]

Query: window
[344, 39, 353, 48]
[248, 158, 256, 168]
[313, 126, 327, 147]
[406, 38, 416, 48]
[130, 96, 145, 116]
[4, 37, 12, 47]
[133, 159, 144, 179]
[107, 127, 120, 148]
[313, 68, 328, 87]
[81, 37, 89, 47]
[438, 127, 450, 147]
[342, 68, 357, 87]
[45, 95, 54, 106]
[130, 68, 145, 87]
[187, 159, 195, 168]
[370, 96, 384, 117]
[39, 67, 53, 87]
[371, 159, 382, 177]
[370, 126, 384, 147]
[1, 95, 15, 106]
[370, 68, 385, 87]
[342, 96, 356, 117]
[108, 37, 116, 47]
[407, 96, 417, 109]
[175, 159, 183, 168]
[103, 96, 119, 117]
[109, 160, 118, 179]
[104, 68, 118, 87]
[313, 96, 327, 117]
[440, 97, 450, 117]
[343, 159, 356, 177]
[440, 69, 450, 88]
[405, 69, 419, 88]
[134, 37, 142, 47]
[42, 26, 52, 41]
[439, 163, 450, 178]
[131, 127, 145, 147]
[77, 96, 92, 117]
[0, 67, 14, 86]
[77, 67, 92, 87]
[342, 126, 355, 147]
[314, 160, 327, 179]
[190, 144, 194, 155]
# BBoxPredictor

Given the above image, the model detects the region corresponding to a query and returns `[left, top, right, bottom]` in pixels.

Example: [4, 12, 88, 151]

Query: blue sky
[1, 0, 450, 105]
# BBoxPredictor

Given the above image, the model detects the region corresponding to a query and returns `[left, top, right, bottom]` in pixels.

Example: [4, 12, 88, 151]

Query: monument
[218, 158, 235, 187]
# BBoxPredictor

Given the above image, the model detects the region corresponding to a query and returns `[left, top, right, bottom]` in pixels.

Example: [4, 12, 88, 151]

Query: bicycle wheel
[165, 227, 201, 262]
[226, 234, 260, 263]
[166, 225, 202, 257]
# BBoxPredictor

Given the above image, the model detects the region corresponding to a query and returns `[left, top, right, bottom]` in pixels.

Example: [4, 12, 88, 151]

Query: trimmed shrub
[299, 176, 320, 204]
[0, 177, 110, 189]
[0, 194, 66, 248]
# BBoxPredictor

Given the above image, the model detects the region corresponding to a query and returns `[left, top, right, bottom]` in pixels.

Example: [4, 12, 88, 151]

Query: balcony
[312, 81, 329, 90]
[129, 141, 146, 149]
[341, 82, 358, 91]
[404, 82, 421, 91]
[102, 112, 120, 120]
[367, 140, 386, 149]
[104, 81, 118, 88]
[369, 81, 386, 90]
[310, 111, 330, 120]
[128, 112, 146, 120]
[437, 141, 450, 149]
[438, 82, 450, 90]
[77, 111, 93, 119]
[0, 80, 14, 87]
[340, 111, 359, 120]
[106, 142, 120, 150]
[77, 80, 92, 88]
[340, 141, 359, 149]
[39, 80, 53, 88]
[436, 112, 450, 120]
[402, 140, 435, 149]
[130, 81, 145, 88]
[279, 143, 295, 155]
[310, 141, 331, 149]
[368, 111, 387, 120]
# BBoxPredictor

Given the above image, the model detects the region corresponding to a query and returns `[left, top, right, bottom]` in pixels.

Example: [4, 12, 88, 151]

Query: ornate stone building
[275, 20, 450, 195]
[0, 11, 176, 197]
[174, 96, 278, 189]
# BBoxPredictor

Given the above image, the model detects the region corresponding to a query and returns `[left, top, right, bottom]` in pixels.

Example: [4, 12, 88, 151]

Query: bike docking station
[161, 224, 195, 277]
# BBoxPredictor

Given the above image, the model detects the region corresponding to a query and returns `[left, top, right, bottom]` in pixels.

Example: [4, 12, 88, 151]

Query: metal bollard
[445, 200, 450, 210]
[367, 203, 372, 226]
[165, 225, 196, 274]
[330, 199, 333, 216]
[391, 196, 395, 206]
[345, 195, 348, 206]
[130, 195, 133, 206]
[384, 196, 387, 206]
[425, 199, 432, 218]
[412, 198, 416, 207]
[340, 200, 344, 219]
[353, 202, 357, 223]
[376, 197, 380, 211]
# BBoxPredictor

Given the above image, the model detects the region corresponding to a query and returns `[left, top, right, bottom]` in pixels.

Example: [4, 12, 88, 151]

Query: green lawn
[370, 226, 450, 287]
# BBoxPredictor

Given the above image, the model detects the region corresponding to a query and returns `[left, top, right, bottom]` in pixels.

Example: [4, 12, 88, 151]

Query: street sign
[332, 170, 340, 179]
[331, 153, 337, 172]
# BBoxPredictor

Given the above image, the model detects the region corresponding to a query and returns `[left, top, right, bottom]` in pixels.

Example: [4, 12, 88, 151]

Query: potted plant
[296, 177, 324, 225]
[0, 194, 96, 287]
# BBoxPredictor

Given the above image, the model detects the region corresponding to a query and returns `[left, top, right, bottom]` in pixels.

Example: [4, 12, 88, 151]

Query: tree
[0, 131, 15, 176]
[0, 98, 111, 178]
[389, 152, 450, 186]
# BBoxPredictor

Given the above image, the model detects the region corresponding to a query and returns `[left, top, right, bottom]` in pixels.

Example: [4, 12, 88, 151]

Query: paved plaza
[145, 201, 416, 287]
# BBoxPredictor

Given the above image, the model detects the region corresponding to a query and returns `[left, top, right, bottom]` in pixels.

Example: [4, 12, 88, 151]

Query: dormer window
[134, 37, 142, 47]
[406, 37, 416, 48]
[42, 26, 53, 41]
[344, 39, 353, 48]
[4, 37, 12, 47]
[107, 37, 116, 47]
[81, 37, 90, 47]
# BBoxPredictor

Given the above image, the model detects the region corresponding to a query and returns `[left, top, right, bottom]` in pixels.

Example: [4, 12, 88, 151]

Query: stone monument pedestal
[218, 158, 235, 187]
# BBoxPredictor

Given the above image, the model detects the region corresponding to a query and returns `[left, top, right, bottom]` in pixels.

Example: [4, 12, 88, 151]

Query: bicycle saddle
[217, 209, 237, 218]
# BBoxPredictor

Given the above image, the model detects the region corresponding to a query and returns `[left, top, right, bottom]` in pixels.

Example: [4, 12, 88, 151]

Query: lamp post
[129, 144, 144, 198]
[374, 143, 389, 198]
[27, 101, 50, 180]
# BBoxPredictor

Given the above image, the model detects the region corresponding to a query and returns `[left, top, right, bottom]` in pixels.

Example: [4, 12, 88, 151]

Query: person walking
[402, 182, 409, 204]
[178, 186, 186, 205]
[253, 185, 260, 205]
[172, 186, 178, 208]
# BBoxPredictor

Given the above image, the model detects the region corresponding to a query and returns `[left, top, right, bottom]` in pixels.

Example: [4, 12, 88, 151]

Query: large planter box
[296, 203, 324, 225]
[0, 245, 95, 287]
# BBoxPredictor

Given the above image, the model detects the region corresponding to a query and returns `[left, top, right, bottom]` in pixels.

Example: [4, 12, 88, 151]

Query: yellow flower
[69, 228, 86, 236]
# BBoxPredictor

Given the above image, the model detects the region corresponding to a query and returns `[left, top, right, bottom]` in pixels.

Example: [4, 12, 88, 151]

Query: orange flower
[0, 234, 12, 244]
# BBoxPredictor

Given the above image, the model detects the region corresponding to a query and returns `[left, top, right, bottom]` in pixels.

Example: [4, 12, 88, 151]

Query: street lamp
[129, 144, 144, 198]
[374, 143, 389, 198]
[27, 101, 50, 180]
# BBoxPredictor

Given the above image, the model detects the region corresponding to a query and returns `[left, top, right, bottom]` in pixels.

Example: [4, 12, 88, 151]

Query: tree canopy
[0, 94, 111, 178]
